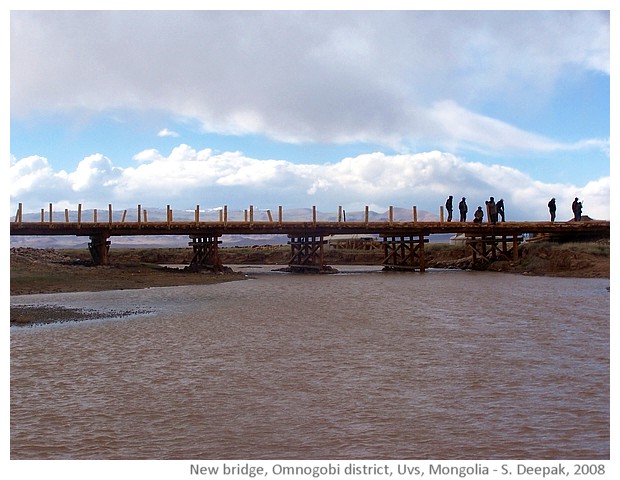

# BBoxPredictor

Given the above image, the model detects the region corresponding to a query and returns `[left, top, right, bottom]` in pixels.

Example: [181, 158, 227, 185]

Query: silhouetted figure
[485, 196, 498, 223]
[572, 197, 582, 221]
[473, 206, 484, 223]
[458, 197, 468, 222]
[496, 198, 505, 222]
[445, 196, 453, 222]
[548, 198, 556, 222]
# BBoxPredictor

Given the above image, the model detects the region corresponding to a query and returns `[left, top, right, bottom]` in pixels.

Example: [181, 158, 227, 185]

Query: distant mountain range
[10, 206, 442, 248]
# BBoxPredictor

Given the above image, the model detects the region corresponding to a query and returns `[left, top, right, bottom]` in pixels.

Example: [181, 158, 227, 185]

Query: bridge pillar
[88, 233, 111, 265]
[288, 235, 333, 272]
[188, 234, 225, 272]
[381, 234, 428, 272]
[467, 234, 522, 269]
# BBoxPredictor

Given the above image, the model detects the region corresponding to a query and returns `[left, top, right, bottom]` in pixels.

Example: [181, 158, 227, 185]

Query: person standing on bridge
[548, 198, 557, 222]
[445, 196, 453, 222]
[572, 197, 582, 221]
[458, 197, 468, 222]
[496, 198, 505, 222]
[473, 206, 484, 223]
[485, 196, 498, 223]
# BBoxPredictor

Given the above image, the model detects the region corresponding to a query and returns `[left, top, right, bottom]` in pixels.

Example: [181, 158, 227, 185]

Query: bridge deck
[9, 220, 611, 237]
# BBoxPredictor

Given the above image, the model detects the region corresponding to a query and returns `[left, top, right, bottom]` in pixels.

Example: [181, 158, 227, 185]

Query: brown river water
[10, 266, 610, 460]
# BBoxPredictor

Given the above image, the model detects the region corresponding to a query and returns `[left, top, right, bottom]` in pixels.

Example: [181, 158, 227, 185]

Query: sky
[7, 4, 613, 222]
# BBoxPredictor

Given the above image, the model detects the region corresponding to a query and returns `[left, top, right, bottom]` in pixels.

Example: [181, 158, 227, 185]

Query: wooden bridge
[10, 203, 610, 272]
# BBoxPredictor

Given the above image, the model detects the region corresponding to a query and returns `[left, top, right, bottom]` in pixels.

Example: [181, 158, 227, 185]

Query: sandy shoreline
[10, 248, 248, 326]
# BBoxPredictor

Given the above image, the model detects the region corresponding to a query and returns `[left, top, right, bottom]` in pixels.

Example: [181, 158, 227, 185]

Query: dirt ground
[10, 247, 245, 296]
[10, 240, 609, 326]
[10, 241, 610, 295]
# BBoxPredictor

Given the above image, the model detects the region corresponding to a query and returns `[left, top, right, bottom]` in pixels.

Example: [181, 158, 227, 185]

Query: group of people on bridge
[444, 195, 505, 223]
[445, 195, 585, 223]
[548, 197, 584, 222]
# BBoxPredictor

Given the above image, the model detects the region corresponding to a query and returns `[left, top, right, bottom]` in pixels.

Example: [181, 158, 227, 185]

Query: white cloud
[427, 101, 568, 153]
[133, 149, 163, 163]
[307, 178, 331, 195]
[67, 154, 121, 191]
[9, 155, 53, 194]
[9, 155, 70, 202]
[10, 11, 609, 153]
[157, 128, 179, 138]
[9, 146, 610, 221]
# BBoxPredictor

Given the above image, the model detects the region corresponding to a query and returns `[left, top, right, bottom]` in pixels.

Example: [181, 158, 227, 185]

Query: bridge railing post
[14, 203, 22, 223]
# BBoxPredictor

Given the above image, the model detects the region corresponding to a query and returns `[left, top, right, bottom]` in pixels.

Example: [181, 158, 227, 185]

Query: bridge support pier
[189, 234, 225, 272]
[88, 233, 111, 265]
[381, 234, 428, 272]
[288, 235, 334, 272]
[467, 234, 522, 269]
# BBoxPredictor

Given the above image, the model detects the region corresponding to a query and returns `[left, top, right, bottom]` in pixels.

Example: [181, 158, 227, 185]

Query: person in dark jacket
[445, 196, 453, 222]
[473, 206, 484, 223]
[458, 197, 468, 222]
[548, 198, 556, 222]
[572, 197, 582, 221]
[496, 198, 505, 222]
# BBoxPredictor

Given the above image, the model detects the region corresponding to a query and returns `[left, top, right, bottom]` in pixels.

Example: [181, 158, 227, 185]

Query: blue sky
[7, 6, 612, 221]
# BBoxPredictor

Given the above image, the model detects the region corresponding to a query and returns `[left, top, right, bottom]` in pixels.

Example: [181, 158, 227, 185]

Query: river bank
[10, 241, 609, 326]
[11, 240, 610, 295]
